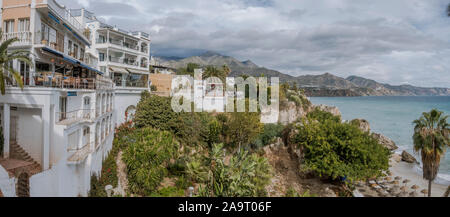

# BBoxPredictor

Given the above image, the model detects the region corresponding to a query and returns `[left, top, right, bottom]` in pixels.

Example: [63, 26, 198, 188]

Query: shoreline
[389, 153, 448, 197]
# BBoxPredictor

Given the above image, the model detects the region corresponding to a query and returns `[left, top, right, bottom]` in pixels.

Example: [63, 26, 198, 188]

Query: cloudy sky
[59, 0, 450, 87]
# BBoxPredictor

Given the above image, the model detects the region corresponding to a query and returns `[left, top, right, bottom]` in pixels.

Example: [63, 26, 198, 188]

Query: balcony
[109, 56, 140, 67]
[1, 32, 32, 47]
[67, 143, 91, 164]
[47, 0, 83, 32]
[56, 109, 95, 125]
[96, 37, 145, 54]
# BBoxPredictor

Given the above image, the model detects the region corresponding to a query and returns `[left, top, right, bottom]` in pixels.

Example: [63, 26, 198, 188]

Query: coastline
[389, 153, 448, 197]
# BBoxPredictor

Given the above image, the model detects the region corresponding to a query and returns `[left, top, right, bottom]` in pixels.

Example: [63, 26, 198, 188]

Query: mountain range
[156, 52, 450, 97]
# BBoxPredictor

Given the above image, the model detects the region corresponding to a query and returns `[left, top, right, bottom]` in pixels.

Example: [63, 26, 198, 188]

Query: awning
[80, 63, 104, 75]
[41, 47, 103, 75]
[126, 68, 148, 75]
[42, 47, 64, 58]
[48, 12, 60, 24]
[110, 67, 128, 74]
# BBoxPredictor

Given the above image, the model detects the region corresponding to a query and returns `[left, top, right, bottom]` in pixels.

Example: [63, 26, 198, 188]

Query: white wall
[0, 165, 16, 197]
[114, 89, 142, 125]
[11, 108, 43, 164]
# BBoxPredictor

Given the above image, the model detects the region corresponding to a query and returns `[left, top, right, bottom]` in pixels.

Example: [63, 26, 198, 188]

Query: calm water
[310, 96, 450, 182]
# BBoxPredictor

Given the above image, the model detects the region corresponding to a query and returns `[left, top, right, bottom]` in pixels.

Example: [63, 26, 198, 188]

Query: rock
[391, 154, 402, 163]
[372, 133, 398, 151]
[401, 151, 418, 164]
[279, 101, 307, 125]
[351, 119, 370, 133]
[314, 104, 341, 117]
[323, 187, 337, 197]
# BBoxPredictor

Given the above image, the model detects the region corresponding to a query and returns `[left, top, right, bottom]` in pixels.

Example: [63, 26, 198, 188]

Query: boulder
[323, 187, 337, 197]
[401, 151, 418, 164]
[278, 101, 307, 125]
[351, 119, 370, 133]
[314, 104, 341, 117]
[372, 133, 398, 151]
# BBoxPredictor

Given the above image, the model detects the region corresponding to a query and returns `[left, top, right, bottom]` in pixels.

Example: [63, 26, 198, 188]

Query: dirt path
[264, 144, 304, 196]
[115, 150, 129, 196]
[263, 142, 338, 197]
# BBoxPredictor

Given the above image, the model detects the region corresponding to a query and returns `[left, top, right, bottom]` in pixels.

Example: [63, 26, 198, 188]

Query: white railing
[56, 109, 94, 124]
[1, 32, 32, 46]
[47, 0, 83, 32]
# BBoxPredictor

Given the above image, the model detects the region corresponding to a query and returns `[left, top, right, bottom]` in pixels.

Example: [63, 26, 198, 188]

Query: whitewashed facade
[0, 0, 115, 197]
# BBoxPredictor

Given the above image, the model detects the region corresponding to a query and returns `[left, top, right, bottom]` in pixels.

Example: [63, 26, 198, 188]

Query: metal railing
[48, 0, 83, 32]
[1, 32, 32, 46]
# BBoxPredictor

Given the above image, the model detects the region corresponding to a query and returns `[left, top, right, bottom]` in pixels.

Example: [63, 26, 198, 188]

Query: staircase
[9, 142, 41, 175]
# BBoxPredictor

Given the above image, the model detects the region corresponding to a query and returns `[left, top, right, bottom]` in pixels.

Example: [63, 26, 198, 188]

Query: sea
[310, 96, 450, 185]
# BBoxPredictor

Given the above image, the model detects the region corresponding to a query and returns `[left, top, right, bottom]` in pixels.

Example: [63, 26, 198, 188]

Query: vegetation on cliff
[295, 109, 391, 182]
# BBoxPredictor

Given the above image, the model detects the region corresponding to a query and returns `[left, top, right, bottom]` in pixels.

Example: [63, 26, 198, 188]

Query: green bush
[307, 108, 341, 123]
[294, 114, 390, 181]
[134, 95, 212, 146]
[196, 144, 272, 197]
[149, 186, 185, 197]
[254, 123, 284, 147]
[122, 128, 179, 196]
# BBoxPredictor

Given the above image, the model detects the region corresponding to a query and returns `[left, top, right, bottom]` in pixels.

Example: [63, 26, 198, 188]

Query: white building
[0, 0, 115, 197]
[72, 9, 151, 125]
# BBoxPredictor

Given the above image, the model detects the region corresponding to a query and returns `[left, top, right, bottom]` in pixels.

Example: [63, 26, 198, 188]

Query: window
[68, 40, 73, 54]
[80, 48, 85, 61]
[83, 127, 90, 136]
[18, 18, 30, 32]
[3, 20, 15, 33]
[73, 44, 79, 58]
[100, 66, 106, 73]
[84, 97, 90, 105]
[59, 97, 67, 121]
[99, 53, 105, 62]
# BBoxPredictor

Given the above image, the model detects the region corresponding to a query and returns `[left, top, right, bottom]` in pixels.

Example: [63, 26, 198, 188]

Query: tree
[0, 31, 32, 95]
[295, 112, 390, 181]
[224, 111, 263, 150]
[412, 109, 449, 197]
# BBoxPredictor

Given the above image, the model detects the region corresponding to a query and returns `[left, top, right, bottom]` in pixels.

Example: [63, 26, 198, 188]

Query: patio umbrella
[420, 189, 428, 197]
[385, 177, 392, 182]
[397, 191, 409, 197]
[411, 185, 420, 192]
[402, 179, 410, 186]
[409, 191, 418, 197]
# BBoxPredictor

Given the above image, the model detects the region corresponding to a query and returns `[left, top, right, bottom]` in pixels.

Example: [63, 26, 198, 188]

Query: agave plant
[412, 109, 449, 197]
[0, 31, 32, 95]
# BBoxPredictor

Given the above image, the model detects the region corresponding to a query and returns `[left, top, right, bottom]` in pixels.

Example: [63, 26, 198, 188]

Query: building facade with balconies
[0, 0, 115, 197]
[72, 9, 151, 125]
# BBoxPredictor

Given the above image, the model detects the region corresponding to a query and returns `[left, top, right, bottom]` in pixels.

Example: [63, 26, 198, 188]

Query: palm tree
[412, 109, 449, 197]
[0, 31, 32, 95]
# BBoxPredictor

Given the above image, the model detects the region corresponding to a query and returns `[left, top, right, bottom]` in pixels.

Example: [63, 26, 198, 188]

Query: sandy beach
[389, 153, 448, 197]
[355, 153, 449, 197]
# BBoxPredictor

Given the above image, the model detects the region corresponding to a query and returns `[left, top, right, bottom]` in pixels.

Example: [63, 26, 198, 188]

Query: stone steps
[9, 142, 41, 175]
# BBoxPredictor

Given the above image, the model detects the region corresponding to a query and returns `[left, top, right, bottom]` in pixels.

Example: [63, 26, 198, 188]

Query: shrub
[254, 123, 284, 147]
[150, 85, 157, 91]
[224, 111, 263, 149]
[307, 108, 341, 123]
[134, 95, 179, 132]
[134, 95, 212, 146]
[294, 116, 390, 181]
[197, 144, 272, 197]
[122, 128, 179, 196]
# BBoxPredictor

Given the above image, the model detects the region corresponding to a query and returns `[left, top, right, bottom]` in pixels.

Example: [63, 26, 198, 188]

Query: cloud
[58, 0, 450, 87]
